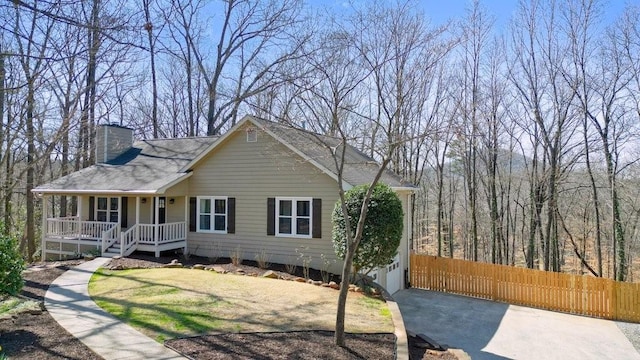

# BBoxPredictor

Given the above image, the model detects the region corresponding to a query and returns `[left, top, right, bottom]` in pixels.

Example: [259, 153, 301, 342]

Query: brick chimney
[95, 124, 133, 163]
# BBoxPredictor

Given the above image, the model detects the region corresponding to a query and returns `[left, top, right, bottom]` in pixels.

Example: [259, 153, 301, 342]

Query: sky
[421, 0, 631, 31]
[319, 0, 634, 34]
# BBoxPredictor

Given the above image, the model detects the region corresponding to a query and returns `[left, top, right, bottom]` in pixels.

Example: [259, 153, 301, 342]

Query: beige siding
[165, 196, 186, 223]
[187, 125, 344, 274]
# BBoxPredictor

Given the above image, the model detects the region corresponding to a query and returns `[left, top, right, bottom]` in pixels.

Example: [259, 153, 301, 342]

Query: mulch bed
[0, 260, 102, 360]
[166, 331, 396, 360]
[1, 253, 458, 360]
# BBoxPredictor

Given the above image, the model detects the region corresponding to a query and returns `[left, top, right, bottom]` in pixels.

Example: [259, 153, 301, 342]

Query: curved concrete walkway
[44, 257, 185, 360]
[396, 288, 640, 360]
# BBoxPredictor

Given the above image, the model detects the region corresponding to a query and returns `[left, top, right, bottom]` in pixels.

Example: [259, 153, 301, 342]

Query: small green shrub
[0, 235, 25, 296]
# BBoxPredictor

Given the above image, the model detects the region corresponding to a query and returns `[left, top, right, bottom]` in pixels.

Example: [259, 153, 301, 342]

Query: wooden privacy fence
[410, 254, 640, 323]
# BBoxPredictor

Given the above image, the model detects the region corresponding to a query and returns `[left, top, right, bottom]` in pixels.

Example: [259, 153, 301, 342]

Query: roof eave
[391, 186, 418, 192]
[32, 173, 192, 196]
[31, 189, 161, 196]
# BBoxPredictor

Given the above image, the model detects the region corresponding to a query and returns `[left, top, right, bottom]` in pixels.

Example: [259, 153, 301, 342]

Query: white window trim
[275, 197, 312, 238]
[95, 196, 119, 224]
[196, 196, 228, 234]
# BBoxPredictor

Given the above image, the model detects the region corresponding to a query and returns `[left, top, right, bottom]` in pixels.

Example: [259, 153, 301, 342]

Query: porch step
[102, 246, 121, 258]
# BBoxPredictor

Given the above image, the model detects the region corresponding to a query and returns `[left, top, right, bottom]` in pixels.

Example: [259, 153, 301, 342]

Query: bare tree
[186, 0, 308, 136]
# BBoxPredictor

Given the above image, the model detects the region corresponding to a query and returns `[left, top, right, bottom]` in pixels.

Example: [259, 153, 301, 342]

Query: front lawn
[88, 268, 393, 343]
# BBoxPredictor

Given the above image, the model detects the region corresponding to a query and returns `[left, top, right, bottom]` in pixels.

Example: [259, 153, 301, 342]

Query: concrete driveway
[395, 289, 640, 360]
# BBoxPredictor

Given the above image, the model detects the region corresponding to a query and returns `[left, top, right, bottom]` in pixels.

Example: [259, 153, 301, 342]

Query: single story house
[33, 115, 416, 293]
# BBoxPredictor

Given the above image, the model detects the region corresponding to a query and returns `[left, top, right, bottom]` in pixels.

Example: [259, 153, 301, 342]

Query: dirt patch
[166, 331, 395, 359]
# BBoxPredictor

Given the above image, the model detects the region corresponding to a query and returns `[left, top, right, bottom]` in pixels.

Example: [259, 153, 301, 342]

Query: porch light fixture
[141, 198, 147, 204]
[169, 198, 175, 204]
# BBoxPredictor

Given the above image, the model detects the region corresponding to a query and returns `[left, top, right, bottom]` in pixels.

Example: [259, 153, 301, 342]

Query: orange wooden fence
[410, 254, 640, 323]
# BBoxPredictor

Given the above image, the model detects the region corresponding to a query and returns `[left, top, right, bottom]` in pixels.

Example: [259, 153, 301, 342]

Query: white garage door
[385, 255, 402, 295]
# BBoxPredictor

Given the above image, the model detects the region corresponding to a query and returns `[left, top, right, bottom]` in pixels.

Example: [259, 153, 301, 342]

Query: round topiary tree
[0, 235, 25, 296]
[332, 183, 403, 279]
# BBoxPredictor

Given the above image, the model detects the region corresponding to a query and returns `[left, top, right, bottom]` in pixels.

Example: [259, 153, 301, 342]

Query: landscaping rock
[321, 283, 331, 288]
[164, 263, 183, 268]
[164, 259, 183, 268]
[211, 266, 227, 273]
[262, 270, 278, 279]
[112, 255, 122, 259]
[329, 281, 340, 290]
[312, 280, 323, 286]
[192, 264, 205, 270]
[354, 286, 363, 293]
[294, 277, 307, 283]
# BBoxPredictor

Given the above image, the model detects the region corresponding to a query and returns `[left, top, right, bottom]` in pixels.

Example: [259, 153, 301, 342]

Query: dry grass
[88, 268, 393, 343]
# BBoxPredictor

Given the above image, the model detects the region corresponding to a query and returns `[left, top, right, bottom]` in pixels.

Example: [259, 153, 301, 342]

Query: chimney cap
[99, 123, 133, 130]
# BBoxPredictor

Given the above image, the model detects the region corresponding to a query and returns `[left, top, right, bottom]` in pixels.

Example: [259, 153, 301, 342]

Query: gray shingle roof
[251, 117, 416, 189]
[34, 137, 218, 194]
[34, 116, 416, 194]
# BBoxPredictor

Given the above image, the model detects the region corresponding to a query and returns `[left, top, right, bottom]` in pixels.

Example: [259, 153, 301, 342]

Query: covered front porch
[41, 194, 189, 260]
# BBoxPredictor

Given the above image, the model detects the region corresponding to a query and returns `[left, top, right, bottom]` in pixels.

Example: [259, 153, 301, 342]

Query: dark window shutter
[121, 197, 128, 228]
[312, 198, 322, 238]
[267, 197, 275, 235]
[189, 197, 197, 232]
[227, 197, 235, 234]
[88, 196, 95, 221]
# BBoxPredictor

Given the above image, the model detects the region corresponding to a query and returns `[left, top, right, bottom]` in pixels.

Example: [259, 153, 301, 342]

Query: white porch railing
[46, 217, 118, 241]
[121, 222, 186, 256]
[137, 222, 187, 245]
[44, 218, 186, 258]
[101, 225, 121, 255]
[46, 216, 80, 237]
[120, 226, 139, 256]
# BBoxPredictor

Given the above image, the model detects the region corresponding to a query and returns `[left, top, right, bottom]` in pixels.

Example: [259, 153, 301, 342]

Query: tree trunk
[144, 0, 159, 138]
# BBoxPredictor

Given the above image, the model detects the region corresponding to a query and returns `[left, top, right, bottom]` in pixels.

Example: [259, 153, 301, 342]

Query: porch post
[135, 196, 140, 242]
[77, 195, 83, 239]
[154, 196, 159, 257]
[41, 194, 48, 261]
[117, 196, 122, 227]
[406, 192, 413, 290]
[184, 195, 188, 255]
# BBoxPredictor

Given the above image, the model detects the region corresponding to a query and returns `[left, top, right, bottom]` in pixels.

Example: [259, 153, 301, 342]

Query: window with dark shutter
[89, 196, 95, 221]
[312, 198, 321, 238]
[267, 198, 275, 235]
[271, 197, 315, 238]
[189, 197, 196, 232]
[227, 197, 236, 234]
[121, 197, 128, 228]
